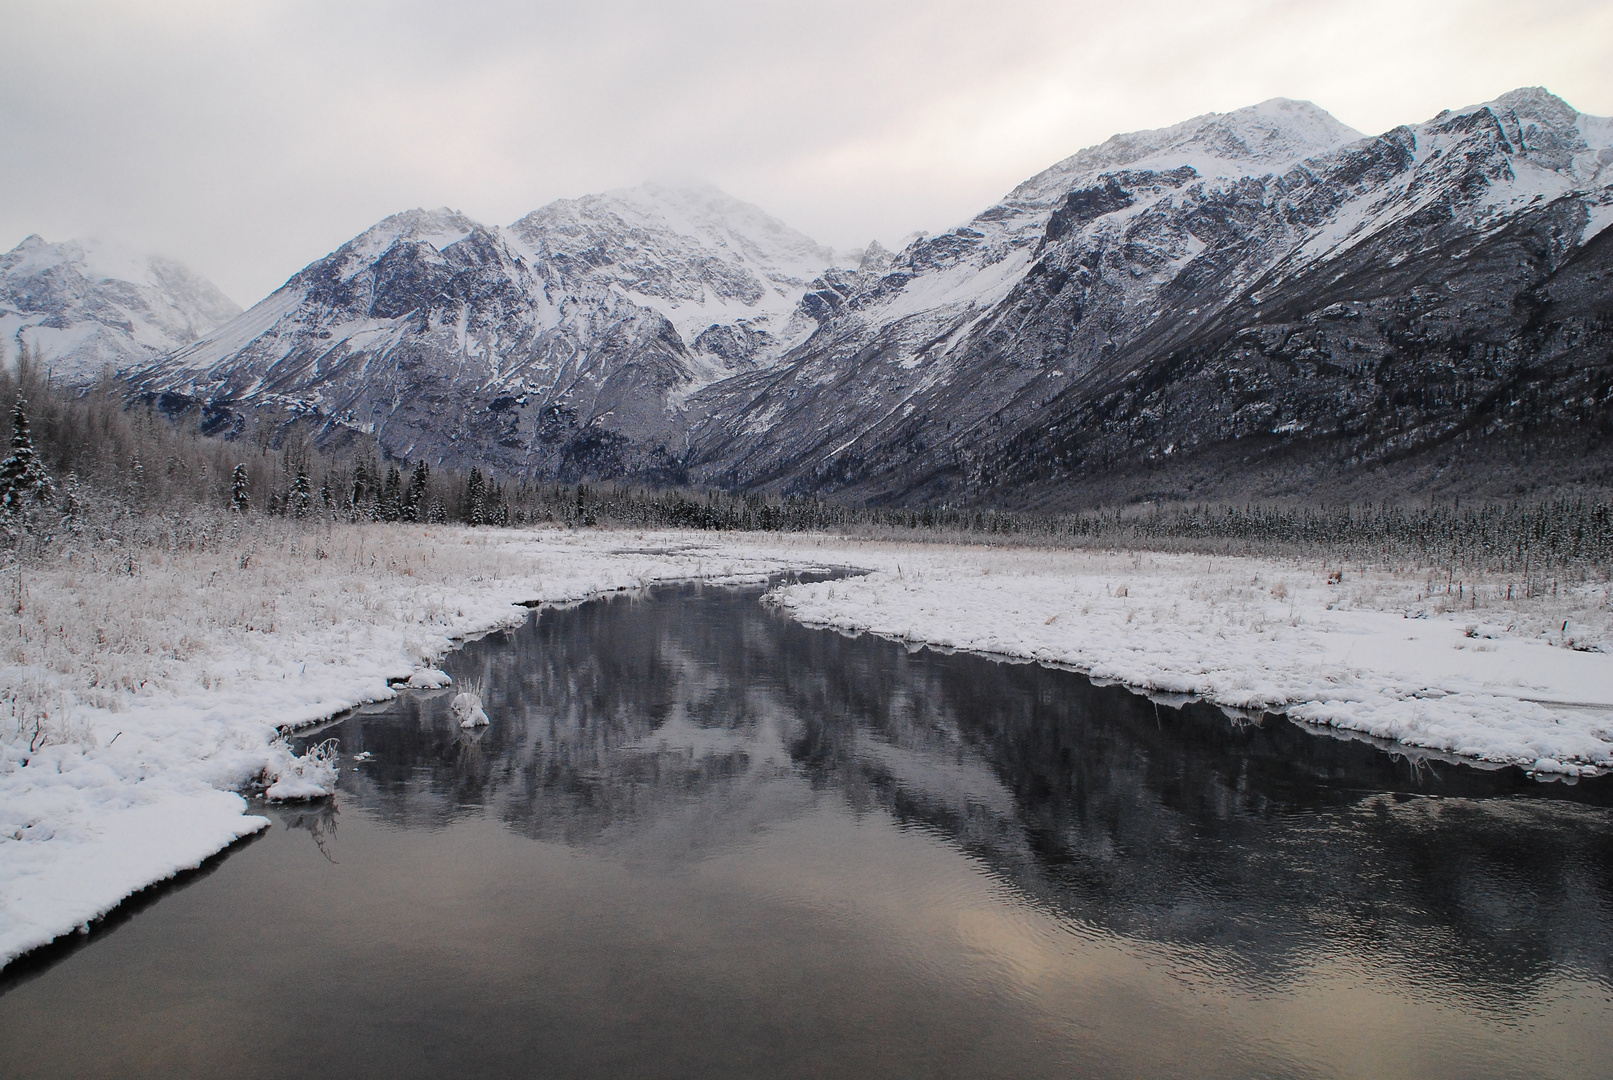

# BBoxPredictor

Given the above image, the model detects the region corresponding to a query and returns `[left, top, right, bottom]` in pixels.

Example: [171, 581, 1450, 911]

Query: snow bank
[761, 547, 1613, 776]
[0, 787, 267, 966]
[405, 669, 453, 689]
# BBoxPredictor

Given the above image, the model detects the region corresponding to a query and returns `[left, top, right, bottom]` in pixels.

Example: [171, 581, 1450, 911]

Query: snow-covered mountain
[135, 183, 839, 478]
[1, 236, 240, 384]
[508, 182, 836, 392]
[133, 89, 1613, 501]
[683, 98, 1365, 488]
[685, 88, 1613, 504]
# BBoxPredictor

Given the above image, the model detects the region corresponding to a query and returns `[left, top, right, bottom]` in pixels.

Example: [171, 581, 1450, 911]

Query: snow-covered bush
[262, 737, 340, 801]
[451, 676, 489, 727]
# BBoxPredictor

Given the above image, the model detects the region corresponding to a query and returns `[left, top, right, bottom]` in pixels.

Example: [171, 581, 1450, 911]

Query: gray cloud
[3, 0, 1609, 304]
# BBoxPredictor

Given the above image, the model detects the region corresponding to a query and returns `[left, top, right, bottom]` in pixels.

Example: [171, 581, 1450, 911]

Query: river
[3, 582, 1611, 1078]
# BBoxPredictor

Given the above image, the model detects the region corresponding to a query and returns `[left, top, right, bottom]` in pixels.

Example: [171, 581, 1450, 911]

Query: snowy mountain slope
[510, 182, 834, 366]
[1, 236, 240, 384]
[683, 98, 1364, 489]
[965, 87, 1613, 504]
[134, 185, 841, 478]
[686, 88, 1613, 504]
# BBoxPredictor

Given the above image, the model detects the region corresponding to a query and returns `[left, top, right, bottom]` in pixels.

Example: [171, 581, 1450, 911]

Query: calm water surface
[3, 582, 1612, 1079]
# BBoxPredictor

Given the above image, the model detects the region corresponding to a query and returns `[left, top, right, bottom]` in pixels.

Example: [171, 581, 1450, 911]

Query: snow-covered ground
[762, 547, 1613, 773]
[4, 526, 1612, 968]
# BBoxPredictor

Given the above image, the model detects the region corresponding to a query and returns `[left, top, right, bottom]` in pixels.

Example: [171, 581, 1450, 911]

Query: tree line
[5, 346, 1613, 584]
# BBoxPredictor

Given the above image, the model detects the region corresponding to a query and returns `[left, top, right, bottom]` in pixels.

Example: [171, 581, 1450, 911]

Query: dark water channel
[4, 582, 1613, 1079]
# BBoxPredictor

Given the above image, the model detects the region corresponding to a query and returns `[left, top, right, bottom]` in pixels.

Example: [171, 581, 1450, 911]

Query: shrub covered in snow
[451, 690, 488, 728]
[262, 737, 339, 801]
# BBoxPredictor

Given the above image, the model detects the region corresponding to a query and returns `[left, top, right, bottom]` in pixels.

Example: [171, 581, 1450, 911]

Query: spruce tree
[403, 460, 429, 523]
[230, 464, 250, 513]
[381, 466, 402, 522]
[465, 467, 486, 525]
[290, 466, 312, 519]
[0, 398, 54, 513]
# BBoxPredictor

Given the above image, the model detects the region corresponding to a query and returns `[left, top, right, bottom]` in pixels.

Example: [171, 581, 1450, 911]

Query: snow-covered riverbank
[0, 526, 816, 967]
[4, 526, 1612, 968]
[763, 547, 1613, 774]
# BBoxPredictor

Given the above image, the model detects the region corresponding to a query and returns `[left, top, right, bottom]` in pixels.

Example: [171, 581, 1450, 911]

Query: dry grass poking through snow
[2, 516, 535, 752]
[7, 524, 1611, 764]
[762, 545, 1613, 773]
[0, 518, 816, 966]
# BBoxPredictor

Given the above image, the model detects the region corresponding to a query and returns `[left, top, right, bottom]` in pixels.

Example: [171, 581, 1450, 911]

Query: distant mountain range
[20, 87, 1613, 505]
[1, 236, 240, 385]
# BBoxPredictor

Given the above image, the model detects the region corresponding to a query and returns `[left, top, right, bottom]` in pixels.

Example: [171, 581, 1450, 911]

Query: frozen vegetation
[4, 518, 1613, 968]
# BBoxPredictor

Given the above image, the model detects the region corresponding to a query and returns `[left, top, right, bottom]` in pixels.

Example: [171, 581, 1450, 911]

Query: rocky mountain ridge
[685, 87, 1613, 506]
[136, 183, 837, 478]
[130, 88, 1613, 505]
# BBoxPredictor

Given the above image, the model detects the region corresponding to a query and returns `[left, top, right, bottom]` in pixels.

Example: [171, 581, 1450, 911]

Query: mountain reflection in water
[4, 582, 1611, 1080]
[422, 588, 1612, 974]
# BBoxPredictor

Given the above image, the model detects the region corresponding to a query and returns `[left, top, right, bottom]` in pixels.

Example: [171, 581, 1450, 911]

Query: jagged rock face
[0, 236, 240, 385]
[686, 89, 1613, 505]
[135, 185, 836, 479]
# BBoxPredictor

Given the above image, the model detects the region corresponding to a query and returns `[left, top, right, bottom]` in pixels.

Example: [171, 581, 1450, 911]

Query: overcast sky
[3, 0, 1610, 305]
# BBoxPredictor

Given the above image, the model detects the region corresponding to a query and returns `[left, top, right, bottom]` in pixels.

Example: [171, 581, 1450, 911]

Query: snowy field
[4, 524, 1613, 968]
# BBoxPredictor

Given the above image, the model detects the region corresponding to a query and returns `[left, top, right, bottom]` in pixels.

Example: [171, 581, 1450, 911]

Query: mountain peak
[1011, 98, 1362, 206]
[324, 207, 483, 285]
[519, 181, 834, 275]
[1488, 86, 1580, 126]
[349, 207, 478, 252]
[1414, 87, 1612, 178]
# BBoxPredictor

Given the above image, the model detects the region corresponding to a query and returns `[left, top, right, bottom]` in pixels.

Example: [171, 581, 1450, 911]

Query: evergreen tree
[0, 398, 54, 512]
[403, 460, 429, 522]
[381, 465, 403, 522]
[290, 466, 312, 519]
[465, 467, 486, 525]
[487, 481, 509, 527]
[230, 464, 250, 513]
